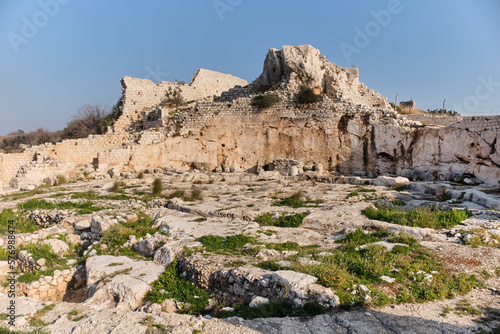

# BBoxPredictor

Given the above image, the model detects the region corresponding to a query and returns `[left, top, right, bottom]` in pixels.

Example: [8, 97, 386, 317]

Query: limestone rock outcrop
[1, 44, 499, 191]
[85, 255, 164, 310]
[256, 44, 391, 109]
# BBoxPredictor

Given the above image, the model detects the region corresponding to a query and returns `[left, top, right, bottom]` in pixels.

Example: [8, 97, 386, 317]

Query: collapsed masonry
[1, 44, 499, 190]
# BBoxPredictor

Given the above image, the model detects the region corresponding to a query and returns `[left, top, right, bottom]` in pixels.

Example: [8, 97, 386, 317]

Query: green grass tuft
[362, 204, 472, 229]
[196, 234, 256, 255]
[146, 260, 210, 315]
[255, 212, 309, 228]
[271, 191, 323, 208]
[152, 178, 164, 196]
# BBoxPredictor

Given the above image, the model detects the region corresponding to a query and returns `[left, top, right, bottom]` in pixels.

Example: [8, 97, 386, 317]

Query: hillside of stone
[1, 45, 499, 194]
[0, 44, 499, 333]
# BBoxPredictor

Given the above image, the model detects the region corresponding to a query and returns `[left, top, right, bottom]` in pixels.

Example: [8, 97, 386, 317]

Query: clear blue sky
[1, 0, 499, 135]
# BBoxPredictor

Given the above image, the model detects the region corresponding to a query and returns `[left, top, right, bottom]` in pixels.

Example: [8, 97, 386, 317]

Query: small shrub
[257, 260, 282, 271]
[0, 248, 8, 261]
[189, 187, 203, 201]
[36, 303, 56, 317]
[166, 189, 186, 199]
[255, 212, 309, 228]
[138, 171, 145, 179]
[18, 269, 57, 284]
[152, 178, 163, 196]
[0, 209, 39, 235]
[362, 204, 472, 229]
[196, 234, 256, 253]
[266, 241, 299, 251]
[55, 175, 67, 185]
[392, 245, 410, 255]
[439, 192, 452, 202]
[296, 86, 322, 104]
[272, 191, 322, 208]
[161, 86, 185, 107]
[146, 260, 210, 315]
[337, 228, 390, 246]
[251, 94, 281, 109]
[230, 260, 247, 267]
[111, 181, 125, 192]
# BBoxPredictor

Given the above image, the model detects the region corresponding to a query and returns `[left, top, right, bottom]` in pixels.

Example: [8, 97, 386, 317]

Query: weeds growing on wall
[251, 94, 281, 108]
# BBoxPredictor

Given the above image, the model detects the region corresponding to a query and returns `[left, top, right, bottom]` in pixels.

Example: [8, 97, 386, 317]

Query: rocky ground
[0, 169, 499, 333]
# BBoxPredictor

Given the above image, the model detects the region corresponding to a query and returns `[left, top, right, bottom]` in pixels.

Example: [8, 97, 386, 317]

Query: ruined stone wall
[0, 132, 130, 187]
[330, 67, 390, 109]
[451, 115, 500, 132]
[0, 151, 36, 190]
[402, 114, 462, 127]
[0, 268, 77, 302]
[117, 70, 248, 131]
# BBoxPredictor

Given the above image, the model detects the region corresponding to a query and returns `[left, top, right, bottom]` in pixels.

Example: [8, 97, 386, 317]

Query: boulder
[42, 239, 69, 255]
[272, 270, 317, 290]
[249, 296, 270, 308]
[373, 176, 410, 188]
[85, 255, 164, 310]
[132, 234, 168, 258]
[75, 217, 91, 230]
[154, 240, 202, 266]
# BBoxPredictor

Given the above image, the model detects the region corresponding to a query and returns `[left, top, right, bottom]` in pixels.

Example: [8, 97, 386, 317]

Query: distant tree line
[0, 97, 123, 153]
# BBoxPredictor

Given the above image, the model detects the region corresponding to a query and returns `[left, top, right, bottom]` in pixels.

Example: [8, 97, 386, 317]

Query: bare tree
[63, 104, 108, 139]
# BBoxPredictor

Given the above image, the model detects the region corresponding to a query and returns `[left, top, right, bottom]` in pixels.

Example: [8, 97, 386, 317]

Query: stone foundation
[0, 268, 77, 302]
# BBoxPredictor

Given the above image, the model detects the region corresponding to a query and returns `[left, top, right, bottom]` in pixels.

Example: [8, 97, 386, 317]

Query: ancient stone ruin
[1, 44, 499, 192]
[0, 45, 499, 333]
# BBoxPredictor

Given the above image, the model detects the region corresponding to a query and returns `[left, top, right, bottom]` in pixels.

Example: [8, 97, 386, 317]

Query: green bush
[56, 175, 67, 185]
[188, 187, 203, 201]
[296, 86, 322, 104]
[96, 97, 123, 134]
[0, 209, 39, 235]
[266, 241, 299, 251]
[166, 188, 203, 201]
[362, 204, 472, 229]
[251, 94, 281, 108]
[0, 248, 8, 261]
[146, 260, 210, 315]
[98, 214, 156, 256]
[272, 191, 322, 208]
[196, 234, 256, 255]
[256, 260, 282, 271]
[255, 212, 309, 228]
[337, 228, 390, 246]
[166, 189, 185, 199]
[152, 178, 163, 196]
[111, 181, 125, 192]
